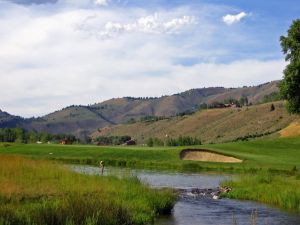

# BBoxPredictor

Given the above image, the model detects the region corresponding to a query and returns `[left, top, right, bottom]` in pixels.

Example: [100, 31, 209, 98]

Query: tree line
[94, 135, 132, 145]
[0, 128, 79, 144]
[147, 136, 201, 147]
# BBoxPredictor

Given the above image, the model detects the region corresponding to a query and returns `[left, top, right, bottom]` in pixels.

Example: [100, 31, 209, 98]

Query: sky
[0, 0, 299, 117]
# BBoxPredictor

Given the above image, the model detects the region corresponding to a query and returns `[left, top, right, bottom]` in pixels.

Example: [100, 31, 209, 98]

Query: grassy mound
[0, 155, 176, 225]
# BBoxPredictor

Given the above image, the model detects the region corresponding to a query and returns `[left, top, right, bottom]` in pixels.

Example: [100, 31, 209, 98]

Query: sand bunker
[180, 149, 242, 163]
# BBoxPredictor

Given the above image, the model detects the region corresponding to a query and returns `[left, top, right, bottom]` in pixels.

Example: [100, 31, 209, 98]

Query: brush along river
[71, 165, 300, 225]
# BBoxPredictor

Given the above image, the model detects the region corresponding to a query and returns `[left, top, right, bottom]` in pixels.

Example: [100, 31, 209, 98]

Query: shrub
[270, 104, 275, 111]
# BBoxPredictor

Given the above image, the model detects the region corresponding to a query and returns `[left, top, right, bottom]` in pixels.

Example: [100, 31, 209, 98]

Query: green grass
[0, 155, 176, 225]
[222, 173, 300, 212]
[1, 137, 300, 213]
[1, 136, 300, 173]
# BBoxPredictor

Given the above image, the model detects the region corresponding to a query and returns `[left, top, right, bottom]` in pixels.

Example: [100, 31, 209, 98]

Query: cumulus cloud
[222, 12, 248, 25]
[4, 0, 58, 5]
[94, 0, 110, 6]
[0, 2, 283, 117]
[78, 14, 197, 39]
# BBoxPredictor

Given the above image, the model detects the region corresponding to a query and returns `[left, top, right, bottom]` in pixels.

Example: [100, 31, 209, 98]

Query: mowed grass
[209, 136, 300, 171]
[1, 136, 300, 172]
[0, 155, 176, 225]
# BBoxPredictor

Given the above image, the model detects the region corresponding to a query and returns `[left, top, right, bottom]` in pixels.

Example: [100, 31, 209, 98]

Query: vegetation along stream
[71, 165, 300, 225]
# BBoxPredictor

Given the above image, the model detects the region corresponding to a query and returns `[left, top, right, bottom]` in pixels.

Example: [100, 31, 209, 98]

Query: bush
[270, 104, 275, 111]
[147, 138, 154, 147]
[94, 136, 131, 145]
[165, 136, 201, 146]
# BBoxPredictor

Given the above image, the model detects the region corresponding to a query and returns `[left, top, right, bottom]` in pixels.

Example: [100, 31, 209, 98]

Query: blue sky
[0, 0, 299, 117]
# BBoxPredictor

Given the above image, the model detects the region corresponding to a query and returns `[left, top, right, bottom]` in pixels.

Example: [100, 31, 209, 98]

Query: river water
[71, 165, 300, 225]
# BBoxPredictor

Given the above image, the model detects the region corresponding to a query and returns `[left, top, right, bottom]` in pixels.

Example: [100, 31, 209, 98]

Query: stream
[71, 165, 300, 225]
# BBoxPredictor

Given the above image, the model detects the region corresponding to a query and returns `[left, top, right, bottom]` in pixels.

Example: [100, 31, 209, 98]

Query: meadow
[0, 155, 176, 225]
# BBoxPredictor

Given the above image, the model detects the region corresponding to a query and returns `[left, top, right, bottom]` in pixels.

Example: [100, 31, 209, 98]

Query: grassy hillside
[94, 101, 300, 144]
[23, 106, 114, 138]
[0, 81, 280, 138]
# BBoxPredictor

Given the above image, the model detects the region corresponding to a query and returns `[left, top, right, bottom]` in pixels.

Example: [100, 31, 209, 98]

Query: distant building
[224, 103, 237, 108]
[60, 139, 72, 145]
[124, 139, 136, 145]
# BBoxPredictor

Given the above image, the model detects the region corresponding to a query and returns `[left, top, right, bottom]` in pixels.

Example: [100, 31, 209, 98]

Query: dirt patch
[180, 149, 242, 163]
[280, 122, 300, 137]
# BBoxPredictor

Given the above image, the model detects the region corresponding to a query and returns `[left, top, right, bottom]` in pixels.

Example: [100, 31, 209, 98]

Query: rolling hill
[93, 101, 300, 144]
[0, 81, 282, 138]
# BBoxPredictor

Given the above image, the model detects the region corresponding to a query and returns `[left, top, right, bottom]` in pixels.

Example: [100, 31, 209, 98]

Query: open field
[0, 155, 176, 225]
[1, 136, 300, 173]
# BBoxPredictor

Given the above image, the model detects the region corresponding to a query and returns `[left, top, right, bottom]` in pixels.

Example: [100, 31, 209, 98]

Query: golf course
[1, 135, 300, 219]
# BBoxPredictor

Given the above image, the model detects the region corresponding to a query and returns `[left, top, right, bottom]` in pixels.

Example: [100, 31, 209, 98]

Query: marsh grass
[0, 155, 176, 225]
[222, 172, 300, 212]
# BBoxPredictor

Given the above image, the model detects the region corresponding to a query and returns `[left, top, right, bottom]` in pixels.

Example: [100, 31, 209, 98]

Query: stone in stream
[177, 186, 232, 200]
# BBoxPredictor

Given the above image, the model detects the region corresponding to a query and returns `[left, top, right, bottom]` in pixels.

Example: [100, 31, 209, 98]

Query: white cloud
[0, 3, 283, 117]
[78, 14, 197, 39]
[94, 0, 110, 6]
[222, 12, 248, 25]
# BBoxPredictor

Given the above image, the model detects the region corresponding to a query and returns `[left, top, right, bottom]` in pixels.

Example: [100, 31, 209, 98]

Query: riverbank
[221, 172, 300, 212]
[0, 155, 176, 225]
[1, 136, 300, 213]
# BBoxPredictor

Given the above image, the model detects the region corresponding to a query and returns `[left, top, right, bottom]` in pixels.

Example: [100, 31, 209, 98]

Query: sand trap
[180, 149, 242, 163]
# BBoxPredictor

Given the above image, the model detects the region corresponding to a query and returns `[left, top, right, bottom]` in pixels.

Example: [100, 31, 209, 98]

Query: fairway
[1, 136, 300, 173]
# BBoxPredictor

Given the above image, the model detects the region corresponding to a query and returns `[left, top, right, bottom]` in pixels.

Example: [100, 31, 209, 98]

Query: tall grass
[222, 172, 300, 212]
[0, 155, 176, 225]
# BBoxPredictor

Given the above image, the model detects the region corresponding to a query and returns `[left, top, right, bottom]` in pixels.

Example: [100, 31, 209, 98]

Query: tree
[147, 137, 154, 147]
[239, 96, 249, 106]
[28, 131, 38, 143]
[280, 19, 300, 114]
[15, 127, 25, 143]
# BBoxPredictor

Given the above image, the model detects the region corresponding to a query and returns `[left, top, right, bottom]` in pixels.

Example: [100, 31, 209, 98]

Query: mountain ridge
[0, 81, 280, 138]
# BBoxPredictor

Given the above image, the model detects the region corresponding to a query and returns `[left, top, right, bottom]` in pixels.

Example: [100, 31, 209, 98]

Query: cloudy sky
[0, 0, 299, 117]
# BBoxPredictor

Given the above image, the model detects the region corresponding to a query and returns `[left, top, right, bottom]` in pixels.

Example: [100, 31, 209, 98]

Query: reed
[0, 155, 176, 225]
[222, 172, 300, 212]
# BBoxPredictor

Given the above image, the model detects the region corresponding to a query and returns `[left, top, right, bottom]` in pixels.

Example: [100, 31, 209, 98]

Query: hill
[0, 81, 281, 138]
[93, 101, 300, 144]
[0, 109, 24, 128]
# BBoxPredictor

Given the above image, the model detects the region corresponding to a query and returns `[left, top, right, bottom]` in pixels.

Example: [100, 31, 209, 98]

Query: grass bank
[222, 173, 300, 212]
[0, 155, 176, 225]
